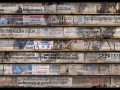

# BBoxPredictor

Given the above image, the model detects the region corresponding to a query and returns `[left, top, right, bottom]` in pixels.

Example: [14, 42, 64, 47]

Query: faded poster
[111, 64, 120, 75]
[85, 53, 99, 63]
[3, 52, 40, 63]
[0, 52, 3, 63]
[64, 27, 78, 38]
[114, 40, 120, 50]
[89, 40, 115, 51]
[99, 64, 111, 75]
[83, 64, 99, 75]
[95, 2, 117, 13]
[0, 27, 29, 38]
[71, 40, 88, 50]
[111, 77, 120, 87]
[32, 64, 49, 75]
[23, 15, 47, 25]
[44, 3, 57, 13]
[0, 3, 18, 13]
[53, 40, 72, 50]
[28, 27, 45, 38]
[47, 27, 64, 38]
[17, 3, 44, 14]
[17, 76, 72, 87]
[38, 40, 54, 50]
[0, 39, 19, 50]
[73, 15, 85, 25]
[4, 64, 12, 75]
[71, 3, 80, 13]
[57, 3, 72, 13]
[113, 27, 120, 38]
[78, 2, 95, 13]
[40, 52, 84, 63]
[12, 64, 32, 75]
[0, 15, 23, 25]
[46, 15, 60, 25]
[18, 39, 37, 50]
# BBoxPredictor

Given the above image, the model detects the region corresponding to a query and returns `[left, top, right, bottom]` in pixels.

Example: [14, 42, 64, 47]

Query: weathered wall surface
[0, 27, 120, 38]
[0, 76, 112, 87]
[0, 2, 120, 88]
[0, 15, 119, 26]
[0, 39, 119, 51]
[0, 2, 119, 14]
[0, 52, 119, 63]
[0, 64, 117, 75]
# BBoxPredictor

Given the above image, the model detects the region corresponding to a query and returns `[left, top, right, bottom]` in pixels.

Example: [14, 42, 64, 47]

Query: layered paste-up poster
[32, 64, 49, 75]
[38, 41, 54, 50]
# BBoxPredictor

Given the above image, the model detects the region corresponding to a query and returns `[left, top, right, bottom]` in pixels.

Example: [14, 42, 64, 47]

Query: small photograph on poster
[53, 40, 72, 50]
[73, 15, 85, 25]
[46, 15, 60, 25]
[12, 64, 32, 75]
[0, 15, 23, 25]
[18, 39, 38, 50]
[4, 64, 12, 75]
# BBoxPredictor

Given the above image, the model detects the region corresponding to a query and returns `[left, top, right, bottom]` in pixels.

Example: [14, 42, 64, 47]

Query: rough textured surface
[0, 2, 119, 88]
[1, 76, 120, 87]
[0, 64, 118, 75]
[0, 15, 119, 25]
[0, 2, 119, 14]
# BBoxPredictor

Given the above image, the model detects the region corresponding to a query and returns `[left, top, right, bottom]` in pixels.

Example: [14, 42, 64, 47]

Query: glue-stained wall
[0, 2, 120, 88]
[0, 2, 119, 14]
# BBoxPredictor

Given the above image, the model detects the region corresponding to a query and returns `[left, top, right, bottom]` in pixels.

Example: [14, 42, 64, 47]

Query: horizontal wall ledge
[0, 38, 120, 40]
[0, 25, 120, 27]
[0, 50, 120, 52]
[0, 2, 119, 16]
[0, 13, 120, 15]
[0, 51, 120, 63]
[0, 26, 119, 39]
[0, 75, 120, 76]
[0, 63, 119, 75]
[2, 63, 120, 64]
[0, 75, 114, 88]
